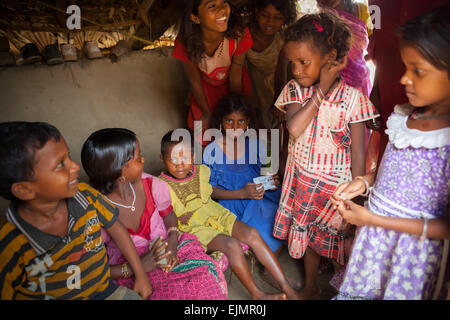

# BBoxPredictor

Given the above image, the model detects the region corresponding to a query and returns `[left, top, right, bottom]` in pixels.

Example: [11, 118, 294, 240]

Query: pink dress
[101, 173, 227, 300]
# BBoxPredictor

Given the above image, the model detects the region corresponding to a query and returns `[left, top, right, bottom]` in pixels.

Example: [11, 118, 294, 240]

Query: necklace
[104, 183, 136, 212]
[201, 37, 224, 71]
[410, 111, 450, 120]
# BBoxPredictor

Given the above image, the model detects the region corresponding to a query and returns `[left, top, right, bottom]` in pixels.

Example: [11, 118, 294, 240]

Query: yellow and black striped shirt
[0, 183, 119, 300]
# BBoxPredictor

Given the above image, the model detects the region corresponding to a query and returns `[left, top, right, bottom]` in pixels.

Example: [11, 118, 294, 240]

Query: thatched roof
[0, 0, 254, 55]
[0, 0, 320, 59]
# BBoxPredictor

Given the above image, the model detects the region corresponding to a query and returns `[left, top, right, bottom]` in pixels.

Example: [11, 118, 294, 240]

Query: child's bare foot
[260, 268, 302, 291]
[296, 284, 321, 300]
[252, 292, 287, 300]
[282, 287, 303, 300]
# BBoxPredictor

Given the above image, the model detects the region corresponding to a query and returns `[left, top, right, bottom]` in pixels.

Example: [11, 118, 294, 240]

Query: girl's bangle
[312, 96, 321, 110]
[316, 85, 327, 100]
[315, 91, 323, 104]
[355, 176, 371, 197]
[315, 86, 323, 100]
[420, 218, 429, 242]
[121, 263, 130, 279]
[167, 226, 179, 236]
[319, 87, 326, 100]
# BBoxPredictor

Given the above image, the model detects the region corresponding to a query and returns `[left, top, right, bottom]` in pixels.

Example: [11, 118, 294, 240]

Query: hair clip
[313, 20, 323, 31]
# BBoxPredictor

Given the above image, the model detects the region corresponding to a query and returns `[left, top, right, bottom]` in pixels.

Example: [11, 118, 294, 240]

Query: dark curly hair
[284, 11, 352, 60]
[398, 3, 450, 76]
[178, 0, 246, 63]
[81, 128, 137, 195]
[0, 121, 61, 201]
[247, 0, 298, 29]
[210, 92, 257, 131]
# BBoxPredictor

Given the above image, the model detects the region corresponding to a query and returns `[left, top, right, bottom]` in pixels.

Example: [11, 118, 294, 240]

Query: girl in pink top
[81, 128, 227, 300]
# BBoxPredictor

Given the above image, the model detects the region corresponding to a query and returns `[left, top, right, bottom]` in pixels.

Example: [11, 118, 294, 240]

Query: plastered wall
[0, 47, 189, 214]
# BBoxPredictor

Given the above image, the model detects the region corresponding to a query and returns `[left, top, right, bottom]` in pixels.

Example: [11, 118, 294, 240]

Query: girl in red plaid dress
[273, 12, 379, 299]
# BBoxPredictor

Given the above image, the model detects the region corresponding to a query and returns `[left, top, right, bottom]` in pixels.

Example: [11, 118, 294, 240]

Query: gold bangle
[121, 263, 130, 279]
[167, 226, 179, 235]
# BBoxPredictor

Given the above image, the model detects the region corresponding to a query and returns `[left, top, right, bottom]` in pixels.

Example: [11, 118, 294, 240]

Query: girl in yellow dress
[158, 130, 301, 300]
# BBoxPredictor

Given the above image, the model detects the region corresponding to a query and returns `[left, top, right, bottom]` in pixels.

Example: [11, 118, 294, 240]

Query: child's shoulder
[76, 182, 117, 213]
[339, 80, 367, 100]
[198, 164, 211, 175]
[77, 182, 100, 197]
[284, 79, 300, 90]
[0, 212, 33, 261]
[0, 214, 21, 242]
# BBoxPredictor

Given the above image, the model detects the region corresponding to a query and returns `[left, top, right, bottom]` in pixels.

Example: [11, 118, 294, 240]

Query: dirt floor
[225, 246, 338, 300]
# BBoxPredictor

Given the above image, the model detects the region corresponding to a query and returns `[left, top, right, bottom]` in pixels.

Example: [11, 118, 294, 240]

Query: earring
[119, 176, 126, 183]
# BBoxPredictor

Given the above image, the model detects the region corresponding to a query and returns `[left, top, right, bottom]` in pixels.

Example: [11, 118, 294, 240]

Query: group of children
[0, 0, 449, 300]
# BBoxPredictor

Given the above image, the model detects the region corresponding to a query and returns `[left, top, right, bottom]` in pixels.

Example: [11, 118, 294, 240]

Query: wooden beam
[0, 19, 142, 33]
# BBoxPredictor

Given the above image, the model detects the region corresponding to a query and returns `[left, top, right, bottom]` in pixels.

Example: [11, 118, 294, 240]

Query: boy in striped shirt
[0, 122, 152, 300]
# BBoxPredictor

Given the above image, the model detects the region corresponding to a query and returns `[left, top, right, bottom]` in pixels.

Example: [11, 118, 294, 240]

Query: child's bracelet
[318, 87, 326, 100]
[315, 86, 323, 100]
[311, 96, 321, 110]
[419, 218, 429, 242]
[232, 61, 244, 66]
[121, 263, 130, 279]
[315, 91, 323, 104]
[355, 176, 371, 197]
[167, 226, 179, 236]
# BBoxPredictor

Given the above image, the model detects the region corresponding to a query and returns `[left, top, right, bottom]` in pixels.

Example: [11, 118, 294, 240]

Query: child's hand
[164, 234, 179, 273]
[133, 274, 153, 300]
[141, 237, 171, 273]
[270, 174, 281, 190]
[319, 56, 348, 93]
[178, 211, 194, 225]
[336, 199, 373, 227]
[242, 182, 265, 200]
[331, 178, 366, 208]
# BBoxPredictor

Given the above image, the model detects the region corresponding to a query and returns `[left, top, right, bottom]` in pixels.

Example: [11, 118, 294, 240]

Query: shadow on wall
[0, 47, 190, 215]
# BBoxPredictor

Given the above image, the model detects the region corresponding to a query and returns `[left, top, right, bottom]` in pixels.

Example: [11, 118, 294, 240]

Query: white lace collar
[385, 104, 450, 149]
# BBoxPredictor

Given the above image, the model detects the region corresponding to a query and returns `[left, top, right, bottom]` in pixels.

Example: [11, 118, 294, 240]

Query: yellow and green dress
[158, 164, 237, 250]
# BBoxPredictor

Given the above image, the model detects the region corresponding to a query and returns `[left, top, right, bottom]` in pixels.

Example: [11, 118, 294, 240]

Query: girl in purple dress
[330, 5, 450, 300]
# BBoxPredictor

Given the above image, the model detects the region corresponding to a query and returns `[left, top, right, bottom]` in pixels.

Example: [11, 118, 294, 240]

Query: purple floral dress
[335, 105, 450, 300]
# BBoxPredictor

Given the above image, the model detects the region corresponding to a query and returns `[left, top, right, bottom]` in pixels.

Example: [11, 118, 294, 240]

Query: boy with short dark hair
[0, 121, 152, 300]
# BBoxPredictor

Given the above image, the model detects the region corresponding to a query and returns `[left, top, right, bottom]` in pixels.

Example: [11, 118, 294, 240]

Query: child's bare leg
[207, 233, 286, 300]
[260, 246, 301, 291]
[232, 221, 301, 300]
[298, 247, 321, 299]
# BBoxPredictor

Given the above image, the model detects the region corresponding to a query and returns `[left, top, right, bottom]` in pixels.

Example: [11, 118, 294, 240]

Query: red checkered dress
[273, 80, 379, 265]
